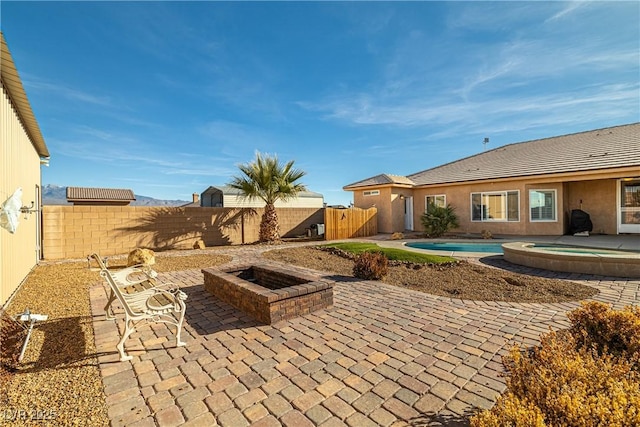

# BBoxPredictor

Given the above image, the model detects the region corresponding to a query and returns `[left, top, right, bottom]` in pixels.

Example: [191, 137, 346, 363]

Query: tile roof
[67, 187, 135, 202]
[345, 123, 639, 190]
[343, 174, 415, 189]
[408, 123, 639, 186]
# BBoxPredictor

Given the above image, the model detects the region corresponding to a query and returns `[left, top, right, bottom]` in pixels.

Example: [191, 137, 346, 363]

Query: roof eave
[1, 32, 49, 158]
[412, 165, 640, 188]
[343, 183, 414, 191]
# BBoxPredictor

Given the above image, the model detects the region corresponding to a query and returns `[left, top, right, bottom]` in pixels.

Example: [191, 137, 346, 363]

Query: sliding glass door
[618, 179, 640, 233]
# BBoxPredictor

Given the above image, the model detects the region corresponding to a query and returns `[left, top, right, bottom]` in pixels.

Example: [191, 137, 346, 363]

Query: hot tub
[502, 242, 640, 278]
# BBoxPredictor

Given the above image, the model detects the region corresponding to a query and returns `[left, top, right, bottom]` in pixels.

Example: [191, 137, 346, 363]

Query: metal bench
[90, 254, 187, 361]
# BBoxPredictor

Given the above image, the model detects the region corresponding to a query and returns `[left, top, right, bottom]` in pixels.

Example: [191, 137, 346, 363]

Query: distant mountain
[130, 194, 190, 207]
[42, 184, 69, 205]
[42, 185, 189, 206]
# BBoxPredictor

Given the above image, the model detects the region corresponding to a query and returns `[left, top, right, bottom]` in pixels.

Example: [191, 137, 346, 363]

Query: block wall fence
[42, 206, 325, 260]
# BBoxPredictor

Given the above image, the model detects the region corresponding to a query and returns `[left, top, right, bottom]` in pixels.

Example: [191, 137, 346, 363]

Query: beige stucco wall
[353, 187, 396, 233]
[42, 206, 324, 260]
[1, 87, 42, 306]
[564, 179, 617, 234]
[350, 172, 633, 237]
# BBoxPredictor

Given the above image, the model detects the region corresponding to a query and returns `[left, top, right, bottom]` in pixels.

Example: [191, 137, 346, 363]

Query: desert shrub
[420, 204, 459, 238]
[470, 394, 546, 427]
[471, 304, 640, 427]
[481, 229, 493, 239]
[0, 311, 24, 389]
[353, 251, 388, 280]
[567, 301, 640, 361]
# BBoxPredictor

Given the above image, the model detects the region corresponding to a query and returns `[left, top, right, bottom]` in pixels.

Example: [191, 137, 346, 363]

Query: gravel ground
[263, 247, 599, 303]
[0, 253, 230, 427]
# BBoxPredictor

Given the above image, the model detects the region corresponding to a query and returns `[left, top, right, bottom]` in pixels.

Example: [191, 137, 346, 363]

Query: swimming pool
[405, 242, 640, 256]
[405, 242, 505, 253]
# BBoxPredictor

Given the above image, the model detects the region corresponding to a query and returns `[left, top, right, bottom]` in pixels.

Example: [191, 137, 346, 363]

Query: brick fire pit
[202, 263, 333, 324]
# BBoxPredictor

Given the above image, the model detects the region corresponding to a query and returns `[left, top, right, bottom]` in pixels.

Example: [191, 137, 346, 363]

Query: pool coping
[502, 241, 640, 278]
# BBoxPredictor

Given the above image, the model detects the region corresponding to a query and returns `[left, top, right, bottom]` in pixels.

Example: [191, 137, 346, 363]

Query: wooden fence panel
[324, 207, 377, 240]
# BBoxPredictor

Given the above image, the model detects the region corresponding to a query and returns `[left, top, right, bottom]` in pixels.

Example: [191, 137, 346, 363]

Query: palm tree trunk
[259, 203, 280, 242]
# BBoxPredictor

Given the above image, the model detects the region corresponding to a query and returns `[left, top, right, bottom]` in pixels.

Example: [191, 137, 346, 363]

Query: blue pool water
[531, 244, 639, 255]
[406, 242, 640, 255]
[406, 242, 505, 253]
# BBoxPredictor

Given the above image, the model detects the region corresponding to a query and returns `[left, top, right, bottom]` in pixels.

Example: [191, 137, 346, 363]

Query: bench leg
[104, 290, 116, 320]
[117, 319, 136, 362]
[175, 300, 186, 347]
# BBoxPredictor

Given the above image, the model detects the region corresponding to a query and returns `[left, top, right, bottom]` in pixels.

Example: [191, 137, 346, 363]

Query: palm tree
[228, 152, 307, 242]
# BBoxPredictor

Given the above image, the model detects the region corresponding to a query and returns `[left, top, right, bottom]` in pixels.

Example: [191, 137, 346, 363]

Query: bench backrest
[90, 253, 144, 318]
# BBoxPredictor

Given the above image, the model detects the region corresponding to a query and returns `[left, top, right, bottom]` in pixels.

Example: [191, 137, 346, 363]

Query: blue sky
[3, 1, 639, 205]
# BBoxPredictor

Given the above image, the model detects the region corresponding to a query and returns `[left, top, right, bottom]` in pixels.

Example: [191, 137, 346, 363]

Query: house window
[471, 191, 519, 222]
[426, 195, 446, 211]
[530, 190, 556, 221]
[363, 190, 380, 196]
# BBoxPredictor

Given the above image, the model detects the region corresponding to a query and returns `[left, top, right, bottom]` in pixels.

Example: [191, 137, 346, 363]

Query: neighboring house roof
[1, 32, 49, 158]
[345, 123, 640, 190]
[343, 174, 415, 189]
[67, 187, 135, 203]
[181, 201, 200, 207]
[203, 185, 324, 199]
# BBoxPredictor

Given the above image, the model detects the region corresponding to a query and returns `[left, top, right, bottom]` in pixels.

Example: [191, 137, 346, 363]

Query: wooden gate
[324, 207, 377, 240]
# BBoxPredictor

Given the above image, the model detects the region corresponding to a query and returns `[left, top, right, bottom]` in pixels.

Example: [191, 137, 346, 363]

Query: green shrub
[471, 304, 640, 427]
[353, 251, 388, 280]
[420, 204, 459, 238]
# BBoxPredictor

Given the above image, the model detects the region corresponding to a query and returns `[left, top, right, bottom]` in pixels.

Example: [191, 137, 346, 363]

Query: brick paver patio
[90, 245, 639, 426]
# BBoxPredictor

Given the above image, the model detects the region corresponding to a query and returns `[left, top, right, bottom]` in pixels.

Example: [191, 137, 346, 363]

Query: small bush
[353, 251, 389, 280]
[567, 301, 640, 361]
[471, 304, 640, 427]
[481, 229, 493, 239]
[420, 204, 459, 238]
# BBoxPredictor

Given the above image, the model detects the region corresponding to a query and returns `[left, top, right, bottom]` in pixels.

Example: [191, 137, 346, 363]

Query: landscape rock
[127, 248, 156, 266]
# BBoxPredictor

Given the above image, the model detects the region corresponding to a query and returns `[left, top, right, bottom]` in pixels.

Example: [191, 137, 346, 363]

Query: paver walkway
[90, 244, 639, 427]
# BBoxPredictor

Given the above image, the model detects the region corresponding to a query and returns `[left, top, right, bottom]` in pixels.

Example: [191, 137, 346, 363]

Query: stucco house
[1, 33, 50, 305]
[344, 123, 640, 236]
[200, 185, 324, 208]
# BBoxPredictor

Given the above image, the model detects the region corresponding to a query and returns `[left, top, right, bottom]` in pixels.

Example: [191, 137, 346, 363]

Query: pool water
[406, 242, 505, 253]
[406, 242, 640, 255]
[531, 244, 639, 256]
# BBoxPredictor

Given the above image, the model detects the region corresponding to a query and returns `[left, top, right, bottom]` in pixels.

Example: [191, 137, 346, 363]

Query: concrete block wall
[42, 206, 325, 260]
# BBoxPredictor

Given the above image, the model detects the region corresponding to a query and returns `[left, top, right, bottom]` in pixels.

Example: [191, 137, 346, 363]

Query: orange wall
[354, 173, 617, 236]
[354, 187, 393, 233]
[42, 206, 324, 260]
[564, 180, 617, 234]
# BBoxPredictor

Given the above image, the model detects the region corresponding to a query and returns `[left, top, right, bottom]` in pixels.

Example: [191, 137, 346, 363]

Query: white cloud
[545, 1, 588, 23]
[24, 77, 112, 107]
